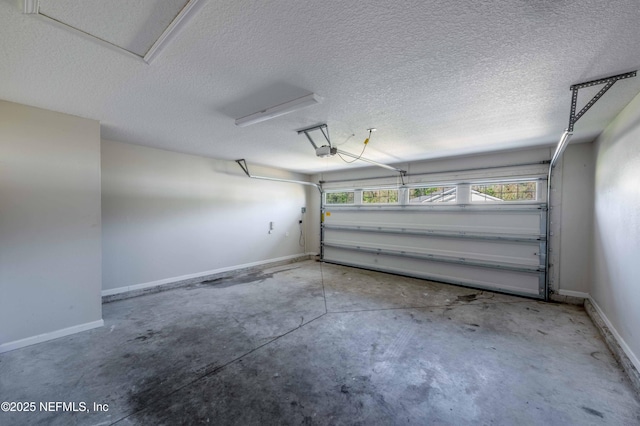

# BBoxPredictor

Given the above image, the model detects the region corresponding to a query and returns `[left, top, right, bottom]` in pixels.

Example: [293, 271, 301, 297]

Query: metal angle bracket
[297, 123, 331, 150]
[236, 159, 251, 177]
[567, 71, 637, 132]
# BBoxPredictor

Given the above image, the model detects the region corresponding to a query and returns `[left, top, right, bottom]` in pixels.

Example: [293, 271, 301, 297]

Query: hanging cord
[337, 129, 372, 164]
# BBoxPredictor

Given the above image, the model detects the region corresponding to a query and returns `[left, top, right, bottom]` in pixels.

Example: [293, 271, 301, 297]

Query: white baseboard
[0, 319, 104, 354]
[102, 253, 312, 297]
[557, 289, 589, 299]
[588, 297, 640, 373]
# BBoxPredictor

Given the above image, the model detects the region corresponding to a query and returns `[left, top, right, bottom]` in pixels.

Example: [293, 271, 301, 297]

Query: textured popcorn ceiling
[1, 0, 639, 173]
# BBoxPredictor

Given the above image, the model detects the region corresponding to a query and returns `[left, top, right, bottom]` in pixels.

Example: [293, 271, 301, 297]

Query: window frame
[361, 188, 400, 204]
[407, 185, 457, 204]
[324, 190, 356, 205]
[322, 177, 543, 207]
[470, 180, 539, 203]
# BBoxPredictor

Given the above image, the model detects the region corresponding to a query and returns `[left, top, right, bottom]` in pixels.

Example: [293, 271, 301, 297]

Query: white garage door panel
[323, 229, 540, 266]
[324, 208, 543, 235]
[323, 246, 542, 297]
[321, 203, 546, 298]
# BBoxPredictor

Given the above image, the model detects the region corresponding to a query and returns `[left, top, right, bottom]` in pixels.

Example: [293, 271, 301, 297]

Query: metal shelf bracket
[567, 71, 636, 132]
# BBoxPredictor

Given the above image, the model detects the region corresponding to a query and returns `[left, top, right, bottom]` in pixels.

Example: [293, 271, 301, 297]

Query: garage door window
[363, 189, 398, 204]
[471, 181, 537, 202]
[325, 191, 355, 204]
[409, 186, 456, 203]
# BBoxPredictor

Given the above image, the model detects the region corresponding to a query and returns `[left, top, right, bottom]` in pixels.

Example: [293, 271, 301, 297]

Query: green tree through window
[363, 189, 398, 203]
[472, 182, 536, 201]
[325, 191, 354, 204]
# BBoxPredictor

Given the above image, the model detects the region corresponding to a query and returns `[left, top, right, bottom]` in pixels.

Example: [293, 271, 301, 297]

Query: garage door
[321, 177, 547, 299]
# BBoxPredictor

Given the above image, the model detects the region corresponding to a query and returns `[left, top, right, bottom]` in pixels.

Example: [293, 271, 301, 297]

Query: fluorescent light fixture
[235, 93, 320, 127]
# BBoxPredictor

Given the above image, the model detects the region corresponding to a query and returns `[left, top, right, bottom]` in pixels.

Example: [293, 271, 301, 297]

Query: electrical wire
[335, 133, 355, 147]
[337, 129, 372, 164]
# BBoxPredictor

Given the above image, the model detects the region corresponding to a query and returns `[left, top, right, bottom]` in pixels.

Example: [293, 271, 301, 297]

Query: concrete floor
[1, 260, 639, 425]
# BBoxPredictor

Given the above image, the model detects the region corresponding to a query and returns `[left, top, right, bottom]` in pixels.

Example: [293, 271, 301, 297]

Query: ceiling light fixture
[235, 93, 320, 127]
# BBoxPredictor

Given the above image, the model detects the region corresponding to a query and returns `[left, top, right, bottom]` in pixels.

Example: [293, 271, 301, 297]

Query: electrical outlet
[301, 207, 306, 213]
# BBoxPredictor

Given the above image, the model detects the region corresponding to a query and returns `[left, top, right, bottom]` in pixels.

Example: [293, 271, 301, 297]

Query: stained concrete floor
[1, 260, 639, 425]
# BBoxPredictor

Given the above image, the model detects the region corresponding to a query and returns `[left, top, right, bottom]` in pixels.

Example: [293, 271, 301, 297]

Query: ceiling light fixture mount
[235, 93, 321, 127]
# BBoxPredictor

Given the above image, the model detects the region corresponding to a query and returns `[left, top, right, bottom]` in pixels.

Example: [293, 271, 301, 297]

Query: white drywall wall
[101, 140, 312, 292]
[591, 91, 640, 370]
[0, 100, 102, 351]
[557, 143, 594, 295]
